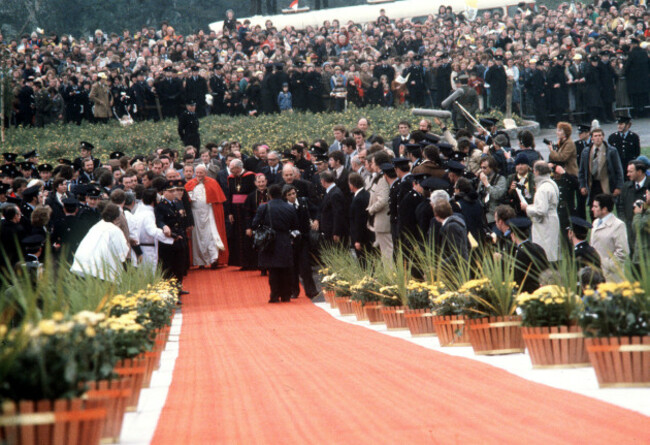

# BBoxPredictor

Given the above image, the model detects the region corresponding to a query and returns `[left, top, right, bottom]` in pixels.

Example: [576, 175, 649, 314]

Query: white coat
[525, 175, 560, 262]
[366, 174, 390, 233]
[590, 213, 629, 282]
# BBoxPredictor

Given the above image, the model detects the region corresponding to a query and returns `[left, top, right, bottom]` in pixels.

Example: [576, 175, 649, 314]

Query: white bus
[210, 0, 536, 32]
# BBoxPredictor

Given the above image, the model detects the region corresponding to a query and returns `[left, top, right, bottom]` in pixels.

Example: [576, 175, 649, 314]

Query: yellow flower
[85, 326, 96, 337]
[37, 320, 58, 336]
[52, 312, 64, 321]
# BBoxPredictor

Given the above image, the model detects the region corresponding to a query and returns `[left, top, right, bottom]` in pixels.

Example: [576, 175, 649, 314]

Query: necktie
[591, 147, 599, 177]
[636, 184, 640, 190]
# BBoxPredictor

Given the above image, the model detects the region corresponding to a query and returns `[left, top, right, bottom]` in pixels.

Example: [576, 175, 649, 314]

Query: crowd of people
[2, 3, 650, 300]
[1, 107, 649, 301]
[2, 1, 650, 129]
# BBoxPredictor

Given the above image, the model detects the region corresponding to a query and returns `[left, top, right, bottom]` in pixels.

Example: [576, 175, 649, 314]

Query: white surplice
[132, 204, 174, 268]
[189, 183, 224, 266]
[71, 220, 130, 280]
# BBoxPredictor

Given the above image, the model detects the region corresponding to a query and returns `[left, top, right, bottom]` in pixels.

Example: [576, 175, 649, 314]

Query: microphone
[440, 88, 465, 109]
[412, 109, 452, 119]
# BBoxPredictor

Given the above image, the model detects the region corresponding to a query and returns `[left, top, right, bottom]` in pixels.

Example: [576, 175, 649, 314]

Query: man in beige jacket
[590, 193, 629, 282]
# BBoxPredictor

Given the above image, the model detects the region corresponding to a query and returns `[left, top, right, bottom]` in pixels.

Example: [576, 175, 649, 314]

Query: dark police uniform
[156, 195, 187, 286]
[178, 106, 200, 149]
[608, 127, 640, 170]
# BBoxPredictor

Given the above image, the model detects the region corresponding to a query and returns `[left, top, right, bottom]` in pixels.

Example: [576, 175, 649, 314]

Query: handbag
[252, 203, 276, 252]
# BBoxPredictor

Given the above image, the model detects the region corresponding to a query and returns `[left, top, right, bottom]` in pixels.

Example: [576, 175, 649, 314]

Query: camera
[543, 138, 552, 145]
[634, 199, 645, 209]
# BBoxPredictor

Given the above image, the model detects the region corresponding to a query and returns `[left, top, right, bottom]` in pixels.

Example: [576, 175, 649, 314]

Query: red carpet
[152, 267, 649, 444]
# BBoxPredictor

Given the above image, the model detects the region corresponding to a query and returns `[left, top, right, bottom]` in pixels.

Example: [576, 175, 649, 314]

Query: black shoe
[268, 298, 280, 303]
[179, 290, 190, 295]
[280, 297, 291, 302]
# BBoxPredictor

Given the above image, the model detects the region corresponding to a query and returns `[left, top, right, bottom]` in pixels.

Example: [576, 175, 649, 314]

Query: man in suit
[327, 150, 350, 199]
[391, 120, 411, 157]
[608, 116, 640, 173]
[348, 173, 373, 264]
[0, 204, 25, 275]
[328, 125, 347, 153]
[316, 171, 347, 244]
[397, 172, 426, 253]
[567, 216, 601, 271]
[578, 128, 624, 209]
[434, 199, 469, 268]
[618, 160, 649, 252]
[508, 217, 549, 293]
[590, 194, 629, 282]
[282, 184, 318, 299]
[260, 151, 282, 185]
[252, 184, 299, 303]
[20, 185, 41, 233]
[244, 144, 268, 173]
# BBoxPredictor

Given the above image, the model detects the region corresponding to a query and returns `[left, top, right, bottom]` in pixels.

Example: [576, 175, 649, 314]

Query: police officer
[608, 116, 640, 170]
[52, 196, 83, 262]
[73, 141, 100, 172]
[178, 100, 201, 149]
[156, 180, 189, 298]
[1, 153, 20, 178]
[185, 65, 209, 117]
[567, 216, 601, 271]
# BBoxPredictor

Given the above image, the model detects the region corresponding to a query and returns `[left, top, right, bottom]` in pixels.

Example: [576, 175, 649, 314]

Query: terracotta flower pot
[0, 398, 106, 445]
[585, 336, 650, 388]
[381, 306, 408, 330]
[364, 303, 384, 324]
[405, 309, 436, 337]
[113, 357, 146, 411]
[324, 290, 336, 308]
[522, 325, 590, 368]
[85, 379, 131, 443]
[468, 315, 525, 355]
[351, 300, 368, 321]
[433, 315, 471, 347]
[334, 297, 354, 316]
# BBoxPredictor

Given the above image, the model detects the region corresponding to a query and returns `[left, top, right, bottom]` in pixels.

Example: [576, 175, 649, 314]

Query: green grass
[0, 106, 516, 162]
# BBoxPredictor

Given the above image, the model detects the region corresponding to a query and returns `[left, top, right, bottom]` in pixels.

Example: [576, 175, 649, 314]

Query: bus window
[477, 7, 506, 20]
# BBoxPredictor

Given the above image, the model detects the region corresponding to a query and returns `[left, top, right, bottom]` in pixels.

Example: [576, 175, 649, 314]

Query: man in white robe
[185, 165, 225, 267]
[132, 188, 174, 268]
[71, 203, 130, 281]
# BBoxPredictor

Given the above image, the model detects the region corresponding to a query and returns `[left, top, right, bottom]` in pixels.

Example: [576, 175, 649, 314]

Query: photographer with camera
[632, 189, 650, 268]
[622, 161, 650, 253]
[504, 153, 535, 218]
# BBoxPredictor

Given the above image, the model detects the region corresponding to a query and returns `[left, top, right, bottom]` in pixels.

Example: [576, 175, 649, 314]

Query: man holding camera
[619, 161, 650, 253]
[633, 188, 650, 266]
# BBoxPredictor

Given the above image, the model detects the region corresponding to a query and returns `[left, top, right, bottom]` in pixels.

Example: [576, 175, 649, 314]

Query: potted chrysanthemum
[404, 281, 445, 337]
[518, 285, 589, 368]
[579, 281, 650, 387]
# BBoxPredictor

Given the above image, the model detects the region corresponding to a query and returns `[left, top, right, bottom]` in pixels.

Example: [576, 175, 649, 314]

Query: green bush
[3, 106, 418, 162]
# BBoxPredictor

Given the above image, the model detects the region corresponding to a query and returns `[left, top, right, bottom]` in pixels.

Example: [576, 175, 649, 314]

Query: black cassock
[227, 171, 257, 268]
